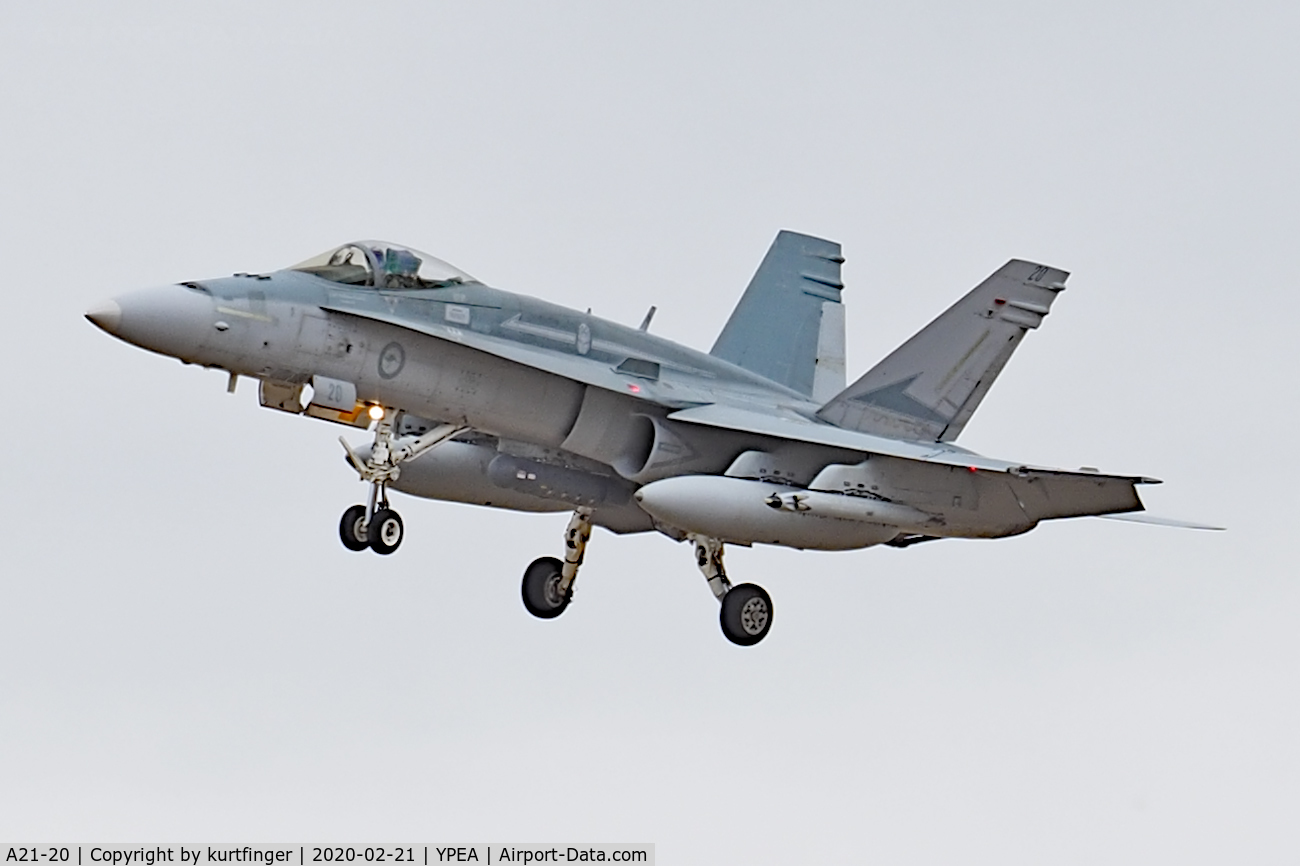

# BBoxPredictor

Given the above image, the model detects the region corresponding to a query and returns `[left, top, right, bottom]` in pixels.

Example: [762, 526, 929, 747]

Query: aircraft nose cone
[85, 300, 123, 334]
[88, 284, 215, 361]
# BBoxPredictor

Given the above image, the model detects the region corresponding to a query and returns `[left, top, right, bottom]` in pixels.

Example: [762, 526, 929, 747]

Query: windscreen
[289, 241, 478, 288]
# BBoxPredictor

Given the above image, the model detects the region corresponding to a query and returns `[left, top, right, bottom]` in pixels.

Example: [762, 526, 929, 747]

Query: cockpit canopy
[289, 241, 478, 289]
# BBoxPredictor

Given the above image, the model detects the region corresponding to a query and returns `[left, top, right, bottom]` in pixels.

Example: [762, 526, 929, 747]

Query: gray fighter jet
[85, 232, 1217, 645]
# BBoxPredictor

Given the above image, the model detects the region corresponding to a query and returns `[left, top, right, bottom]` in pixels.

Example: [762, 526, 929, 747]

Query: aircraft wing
[669, 402, 1155, 521]
[667, 402, 1159, 489]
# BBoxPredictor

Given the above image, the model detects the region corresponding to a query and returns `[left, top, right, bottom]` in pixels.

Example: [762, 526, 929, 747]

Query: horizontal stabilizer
[1098, 513, 1226, 531]
[817, 259, 1069, 442]
[712, 230, 845, 399]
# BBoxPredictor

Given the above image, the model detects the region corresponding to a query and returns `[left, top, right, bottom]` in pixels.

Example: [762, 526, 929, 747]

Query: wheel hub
[739, 597, 769, 635]
[543, 574, 566, 608]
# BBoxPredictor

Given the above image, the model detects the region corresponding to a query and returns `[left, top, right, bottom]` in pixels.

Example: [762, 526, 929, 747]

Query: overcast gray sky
[2, 1, 1296, 862]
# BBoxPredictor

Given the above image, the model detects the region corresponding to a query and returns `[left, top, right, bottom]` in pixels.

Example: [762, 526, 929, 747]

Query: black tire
[339, 504, 370, 551]
[720, 583, 773, 646]
[521, 556, 571, 619]
[368, 508, 404, 555]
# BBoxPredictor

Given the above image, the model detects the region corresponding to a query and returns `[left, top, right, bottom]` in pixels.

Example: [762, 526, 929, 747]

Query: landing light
[368, 405, 385, 421]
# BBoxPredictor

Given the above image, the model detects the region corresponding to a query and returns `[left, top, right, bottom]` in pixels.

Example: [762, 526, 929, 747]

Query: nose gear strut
[336, 409, 467, 554]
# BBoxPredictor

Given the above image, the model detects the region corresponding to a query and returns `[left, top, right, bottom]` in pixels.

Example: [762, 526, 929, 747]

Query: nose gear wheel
[339, 504, 370, 551]
[368, 508, 404, 555]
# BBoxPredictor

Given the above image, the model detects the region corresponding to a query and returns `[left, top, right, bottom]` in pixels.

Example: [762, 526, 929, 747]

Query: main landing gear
[521, 508, 591, 618]
[337, 407, 465, 555]
[519, 515, 773, 646]
[693, 535, 773, 646]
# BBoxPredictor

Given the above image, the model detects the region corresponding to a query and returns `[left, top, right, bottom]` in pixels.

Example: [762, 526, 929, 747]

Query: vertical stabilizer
[711, 230, 845, 398]
[816, 259, 1069, 442]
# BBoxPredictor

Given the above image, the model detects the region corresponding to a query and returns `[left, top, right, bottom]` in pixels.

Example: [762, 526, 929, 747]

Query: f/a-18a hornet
[86, 232, 1218, 645]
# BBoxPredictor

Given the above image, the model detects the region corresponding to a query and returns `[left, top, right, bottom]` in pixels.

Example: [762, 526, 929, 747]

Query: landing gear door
[259, 380, 306, 413]
[258, 376, 370, 428]
[304, 374, 371, 428]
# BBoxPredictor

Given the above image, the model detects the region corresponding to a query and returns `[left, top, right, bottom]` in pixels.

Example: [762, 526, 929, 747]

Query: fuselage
[90, 266, 848, 539]
[98, 268, 823, 459]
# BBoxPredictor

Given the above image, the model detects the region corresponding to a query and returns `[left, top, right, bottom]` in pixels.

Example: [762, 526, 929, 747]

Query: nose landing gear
[337, 408, 465, 554]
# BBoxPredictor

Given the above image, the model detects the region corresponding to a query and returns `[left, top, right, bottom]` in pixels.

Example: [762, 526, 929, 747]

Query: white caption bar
[1, 847, 654, 866]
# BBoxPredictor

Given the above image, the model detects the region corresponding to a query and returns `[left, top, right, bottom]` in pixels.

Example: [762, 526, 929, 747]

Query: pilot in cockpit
[378, 247, 422, 288]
